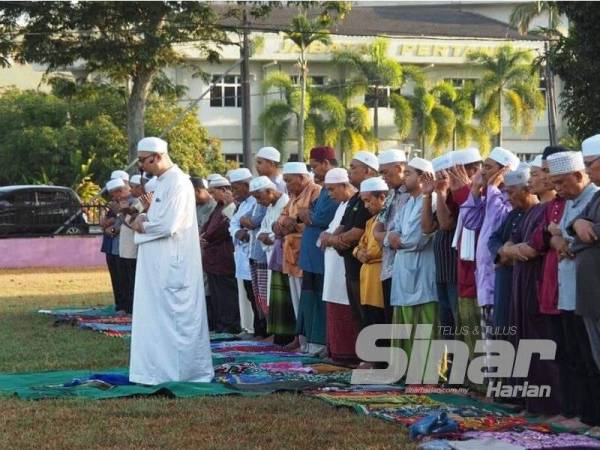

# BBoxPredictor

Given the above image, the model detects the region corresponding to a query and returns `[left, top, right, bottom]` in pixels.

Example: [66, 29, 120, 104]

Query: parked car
[0, 185, 89, 236]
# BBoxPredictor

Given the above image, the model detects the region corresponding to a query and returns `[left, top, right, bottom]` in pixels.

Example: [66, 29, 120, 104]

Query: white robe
[130, 165, 214, 385]
[322, 201, 350, 305]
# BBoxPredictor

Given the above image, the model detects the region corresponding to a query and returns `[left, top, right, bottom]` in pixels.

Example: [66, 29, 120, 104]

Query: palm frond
[390, 93, 413, 140]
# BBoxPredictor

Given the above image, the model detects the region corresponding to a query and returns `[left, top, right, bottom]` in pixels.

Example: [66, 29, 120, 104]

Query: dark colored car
[0, 185, 89, 236]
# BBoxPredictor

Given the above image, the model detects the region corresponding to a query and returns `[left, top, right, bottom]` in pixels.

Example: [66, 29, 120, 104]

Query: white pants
[288, 275, 302, 319]
[237, 277, 254, 334]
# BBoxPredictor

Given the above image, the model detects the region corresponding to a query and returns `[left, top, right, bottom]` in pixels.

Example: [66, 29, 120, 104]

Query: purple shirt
[461, 185, 512, 307]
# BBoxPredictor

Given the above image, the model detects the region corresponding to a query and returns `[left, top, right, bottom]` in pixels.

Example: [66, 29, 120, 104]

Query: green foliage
[547, 3, 600, 142]
[0, 84, 223, 187]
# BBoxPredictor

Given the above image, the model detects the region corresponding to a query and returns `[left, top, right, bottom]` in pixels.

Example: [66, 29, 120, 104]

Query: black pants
[559, 311, 600, 425]
[345, 276, 363, 331]
[105, 253, 126, 311]
[382, 278, 394, 324]
[243, 279, 267, 337]
[207, 273, 240, 334]
[118, 258, 136, 314]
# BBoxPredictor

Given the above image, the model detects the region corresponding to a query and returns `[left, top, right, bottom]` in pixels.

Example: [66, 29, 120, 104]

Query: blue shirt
[249, 203, 268, 262]
[558, 183, 599, 311]
[298, 187, 339, 274]
[229, 196, 257, 280]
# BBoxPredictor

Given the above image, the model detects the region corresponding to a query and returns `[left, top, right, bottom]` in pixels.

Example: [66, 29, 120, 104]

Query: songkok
[352, 151, 379, 171]
[106, 178, 125, 192]
[529, 155, 543, 168]
[137, 137, 168, 154]
[144, 177, 158, 193]
[432, 153, 454, 173]
[229, 168, 253, 183]
[282, 162, 309, 175]
[378, 149, 407, 165]
[408, 157, 434, 174]
[110, 170, 129, 181]
[547, 151, 585, 175]
[209, 175, 231, 188]
[504, 163, 531, 187]
[249, 176, 276, 192]
[582, 134, 600, 158]
[130, 175, 142, 185]
[543, 145, 570, 160]
[309, 146, 336, 160]
[452, 148, 482, 166]
[360, 177, 389, 193]
[489, 147, 520, 170]
[324, 167, 349, 184]
[256, 146, 281, 163]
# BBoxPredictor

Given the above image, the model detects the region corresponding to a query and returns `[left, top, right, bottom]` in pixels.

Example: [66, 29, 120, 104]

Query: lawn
[0, 268, 414, 449]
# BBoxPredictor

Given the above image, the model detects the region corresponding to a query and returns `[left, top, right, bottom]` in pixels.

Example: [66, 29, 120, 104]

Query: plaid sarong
[250, 261, 269, 318]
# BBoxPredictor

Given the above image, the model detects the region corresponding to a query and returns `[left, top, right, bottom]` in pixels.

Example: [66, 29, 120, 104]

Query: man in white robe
[129, 136, 214, 385]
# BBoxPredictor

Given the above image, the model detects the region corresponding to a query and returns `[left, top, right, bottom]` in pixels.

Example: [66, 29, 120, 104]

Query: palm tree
[468, 45, 545, 147]
[391, 81, 456, 158]
[259, 71, 345, 162]
[284, 15, 332, 162]
[509, 1, 561, 36]
[334, 38, 404, 146]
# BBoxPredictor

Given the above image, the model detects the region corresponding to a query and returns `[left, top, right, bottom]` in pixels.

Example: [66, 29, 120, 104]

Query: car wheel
[64, 225, 83, 235]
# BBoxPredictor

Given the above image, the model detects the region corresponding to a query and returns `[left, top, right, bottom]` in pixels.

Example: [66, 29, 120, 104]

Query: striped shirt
[432, 193, 459, 284]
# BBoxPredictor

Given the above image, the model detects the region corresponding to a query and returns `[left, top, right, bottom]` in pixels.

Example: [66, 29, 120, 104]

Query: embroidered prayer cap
[206, 174, 223, 182]
[106, 178, 125, 192]
[451, 147, 482, 166]
[249, 176, 276, 192]
[582, 134, 600, 158]
[324, 167, 349, 184]
[360, 177, 389, 193]
[504, 163, 531, 187]
[377, 149, 407, 165]
[547, 151, 585, 175]
[489, 146, 520, 170]
[137, 137, 168, 154]
[256, 146, 281, 163]
[228, 168, 253, 183]
[432, 153, 454, 173]
[309, 146, 336, 160]
[209, 175, 231, 188]
[408, 157, 434, 174]
[352, 151, 379, 171]
[144, 177, 159, 193]
[129, 174, 142, 185]
[110, 170, 129, 181]
[529, 155, 543, 169]
[282, 162, 309, 176]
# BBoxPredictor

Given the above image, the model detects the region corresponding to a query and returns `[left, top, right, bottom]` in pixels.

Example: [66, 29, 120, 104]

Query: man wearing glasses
[128, 136, 214, 385]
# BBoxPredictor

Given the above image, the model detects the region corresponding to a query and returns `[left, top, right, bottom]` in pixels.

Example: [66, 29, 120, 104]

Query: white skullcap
[229, 168, 253, 183]
[432, 153, 454, 173]
[530, 155, 544, 169]
[144, 177, 159, 193]
[209, 175, 231, 188]
[352, 151, 379, 171]
[130, 174, 142, 185]
[137, 137, 168, 154]
[582, 134, 600, 158]
[324, 167, 349, 184]
[256, 146, 281, 163]
[110, 170, 129, 181]
[452, 148, 482, 166]
[505, 163, 531, 187]
[360, 177, 389, 193]
[378, 149, 407, 165]
[207, 174, 222, 182]
[547, 151, 585, 175]
[489, 147, 520, 170]
[282, 162, 310, 175]
[249, 176, 276, 192]
[408, 157, 434, 174]
[106, 178, 125, 192]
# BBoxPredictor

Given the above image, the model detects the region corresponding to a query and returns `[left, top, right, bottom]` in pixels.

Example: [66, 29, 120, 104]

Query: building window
[364, 86, 402, 108]
[225, 154, 244, 165]
[444, 78, 478, 107]
[290, 75, 326, 87]
[210, 75, 242, 108]
[538, 70, 547, 95]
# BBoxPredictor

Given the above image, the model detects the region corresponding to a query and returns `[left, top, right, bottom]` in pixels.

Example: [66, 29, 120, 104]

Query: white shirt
[228, 195, 257, 281]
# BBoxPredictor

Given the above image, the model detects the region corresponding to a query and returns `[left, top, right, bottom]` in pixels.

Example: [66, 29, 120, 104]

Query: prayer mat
[460, 430, 600, 449]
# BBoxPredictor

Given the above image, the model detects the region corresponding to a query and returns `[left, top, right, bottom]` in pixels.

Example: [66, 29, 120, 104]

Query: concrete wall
[0, 236, 105, 269]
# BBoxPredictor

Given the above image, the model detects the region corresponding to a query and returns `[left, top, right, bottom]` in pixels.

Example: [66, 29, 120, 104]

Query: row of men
[101, 137, 600, 426]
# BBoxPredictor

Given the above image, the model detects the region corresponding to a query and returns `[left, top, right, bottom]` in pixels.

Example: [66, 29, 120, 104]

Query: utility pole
[544, 41, 558, 146]
[241, 6, 253, 168]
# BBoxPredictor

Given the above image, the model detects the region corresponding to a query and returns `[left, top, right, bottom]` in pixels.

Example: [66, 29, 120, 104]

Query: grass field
[0, 267, 414, 449]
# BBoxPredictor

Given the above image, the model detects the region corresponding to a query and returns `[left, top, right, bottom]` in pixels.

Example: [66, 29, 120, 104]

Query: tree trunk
[544, 42, 558, 146]
[127, 70, 154, 165]
[373, 86, 379, 148]
[497, 91, 503, 148]
[241, 8, 253, 168]
[298, 55, 307, 162]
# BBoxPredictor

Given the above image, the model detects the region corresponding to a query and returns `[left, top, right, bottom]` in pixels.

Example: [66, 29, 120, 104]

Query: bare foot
[284, 336, 300, 350]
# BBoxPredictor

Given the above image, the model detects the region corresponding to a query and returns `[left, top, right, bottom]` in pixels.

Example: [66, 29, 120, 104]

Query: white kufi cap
[408, 157, 434, 174]
[282, 162, 309, 175]
[324, 168, 349, 184]
[378, 149, 406, 165]
[353, 151, 379, 171]
[529, 155, 543, 168]
[130, 174, 142, 185]
[229, 168, 253, 183]
[489, 147, 520, 170]
[432, 153, 453, 173]
[110, 170, 129, 181]
[209, 175, 231, 188]
[137, 137, 168, 154]
[360, 177, 389, 193]
[256, 146, 281, 163]
[249, 176, 276, 192]
[504, 163, 531, 187]
[582, 134, 600, 158]
[547, 151, 585, 175]
[106, 178, 125, 192]
[451, 148, 482, 166]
